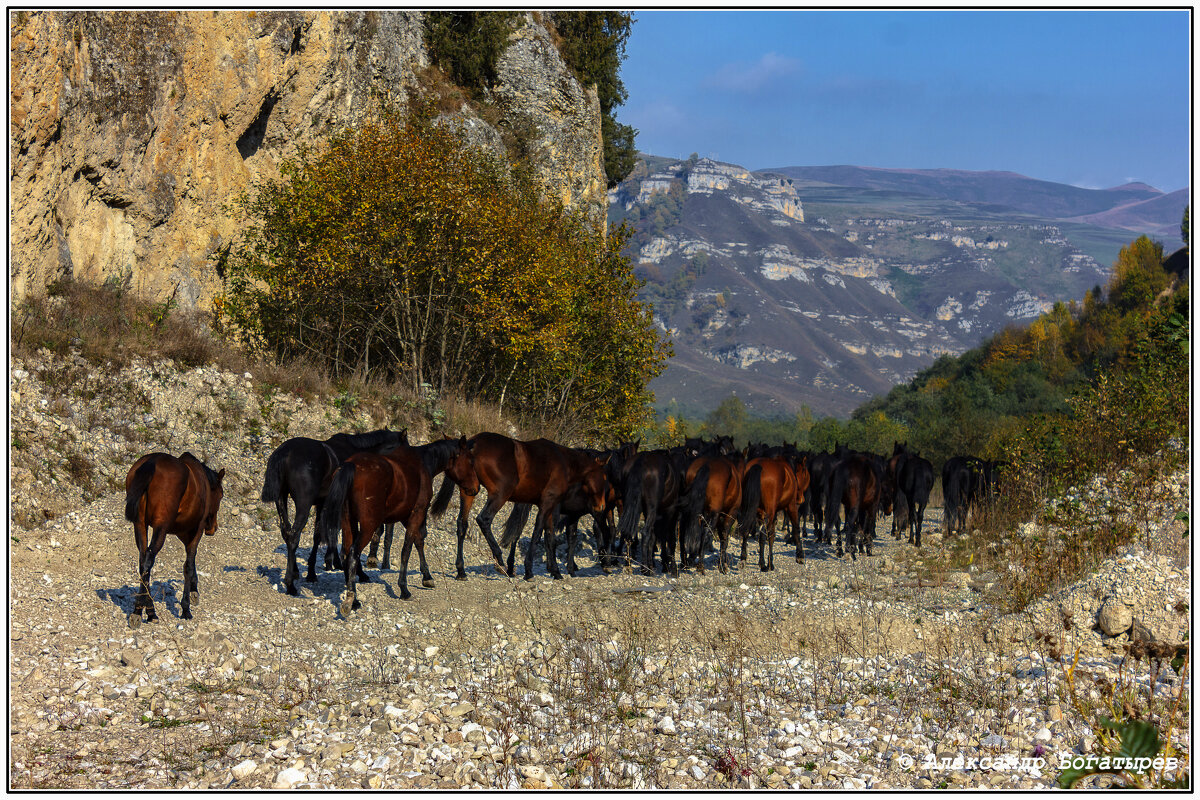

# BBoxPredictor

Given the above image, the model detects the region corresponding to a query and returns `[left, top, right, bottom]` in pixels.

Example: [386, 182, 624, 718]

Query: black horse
[260, 428, 406, 595]
[889, 443, 935, 547]
[941, 455, 984, 536]
[615, 449, 683, 576]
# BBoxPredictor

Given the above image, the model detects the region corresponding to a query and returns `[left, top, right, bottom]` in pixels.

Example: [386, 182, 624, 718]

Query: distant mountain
[610, 157, 1180, 418]
[1065, 188, 1190, 240]
[773, 165, 1186, 244]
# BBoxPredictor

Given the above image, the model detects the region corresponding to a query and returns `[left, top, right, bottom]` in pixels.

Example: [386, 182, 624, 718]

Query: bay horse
[319, 437, 478, 612]
[738, 455, 801, 571]
[680, 454, 743, 573]
[366, 437, 485, 570]
[502, 473, 618, 578]
[124, 452, 225, 623]
[260, 428, 407, 595]
[431, 433, 609, 582]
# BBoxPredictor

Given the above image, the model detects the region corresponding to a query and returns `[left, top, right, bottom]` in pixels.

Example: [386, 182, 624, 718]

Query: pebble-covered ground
[8, 353, 1191, 789]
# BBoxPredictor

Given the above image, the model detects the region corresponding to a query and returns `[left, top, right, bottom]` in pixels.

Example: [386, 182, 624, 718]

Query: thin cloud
[705, 52, 803, 93]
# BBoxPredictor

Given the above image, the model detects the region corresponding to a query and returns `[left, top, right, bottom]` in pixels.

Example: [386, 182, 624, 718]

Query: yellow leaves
[221, 107, 667, 438]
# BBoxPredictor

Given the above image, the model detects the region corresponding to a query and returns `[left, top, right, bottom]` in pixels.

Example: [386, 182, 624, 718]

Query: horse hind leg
[140, 526, 171, 622]
[180, 532, 202, 620]
[415, 520, 435, 589]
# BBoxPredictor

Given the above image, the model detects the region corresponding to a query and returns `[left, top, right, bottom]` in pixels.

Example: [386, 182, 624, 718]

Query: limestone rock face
[10, 10, 606, 307]
[490, 16, 605, 222]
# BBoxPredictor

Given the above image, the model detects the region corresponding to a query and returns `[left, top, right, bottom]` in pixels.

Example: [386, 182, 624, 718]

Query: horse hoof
[181, 610, 193, 620]
[287, 586, 300, 596]
[400, 591, 412, 601]
[339, 596, 355, 618]
[422, 578, 436, 589]
[455, 574, 468, 582]
[551, 573, 564, 581]
[366, 558, 377, 568]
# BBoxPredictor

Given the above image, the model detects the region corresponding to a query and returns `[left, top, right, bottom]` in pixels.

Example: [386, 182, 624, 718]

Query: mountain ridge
[612, 155, 1184, 419]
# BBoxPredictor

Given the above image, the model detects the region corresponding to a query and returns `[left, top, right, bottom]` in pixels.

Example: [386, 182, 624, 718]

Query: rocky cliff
[9, 10, 604, 307]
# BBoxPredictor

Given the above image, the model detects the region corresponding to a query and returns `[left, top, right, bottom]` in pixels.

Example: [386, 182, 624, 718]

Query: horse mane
[180, 451, 222, 488]
[417, 438, 459, 474]
[329, 429, 400, 449]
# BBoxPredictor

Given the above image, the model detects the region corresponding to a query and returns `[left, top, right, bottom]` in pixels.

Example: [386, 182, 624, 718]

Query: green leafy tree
[424, 11, 520, 95]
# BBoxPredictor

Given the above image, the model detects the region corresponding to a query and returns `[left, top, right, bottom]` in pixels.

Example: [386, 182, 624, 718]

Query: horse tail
[430, 474, 457, 518]
[319, 462, 355, 554]
[738, 464, 763, 536]
[499, 503, 533, 550]
[682, 464, 710, 558]
[617, 474, 645, 546]
[260, 447, 286, 504]
[824, 465, 847, 533]
[124, 460, 157, 523]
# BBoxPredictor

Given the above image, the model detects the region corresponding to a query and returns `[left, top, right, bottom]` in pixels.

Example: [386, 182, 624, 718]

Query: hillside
[610, 157, 1150, 417]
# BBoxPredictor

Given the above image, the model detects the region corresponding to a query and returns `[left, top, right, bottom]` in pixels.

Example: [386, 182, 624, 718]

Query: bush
[217, 105, 669, 440]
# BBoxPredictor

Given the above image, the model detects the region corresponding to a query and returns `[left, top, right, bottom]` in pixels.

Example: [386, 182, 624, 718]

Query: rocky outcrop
[10, 10, 606, 307]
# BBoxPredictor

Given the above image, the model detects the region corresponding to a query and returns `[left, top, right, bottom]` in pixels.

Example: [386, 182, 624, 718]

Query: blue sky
[619, 9, 1191, 192]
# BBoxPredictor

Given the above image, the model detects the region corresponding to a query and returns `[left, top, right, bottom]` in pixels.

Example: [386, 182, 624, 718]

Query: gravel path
[8, 353, 1190, 789]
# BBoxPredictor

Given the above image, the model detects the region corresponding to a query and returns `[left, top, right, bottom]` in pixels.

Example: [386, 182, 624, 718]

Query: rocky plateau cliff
[10, 10, 604, 307]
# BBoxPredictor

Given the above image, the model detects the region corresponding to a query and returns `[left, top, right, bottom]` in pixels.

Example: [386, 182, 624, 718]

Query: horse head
[581, 464, 610, 514]
[447, 436, 480, 496]
[204, 468, 226, 535]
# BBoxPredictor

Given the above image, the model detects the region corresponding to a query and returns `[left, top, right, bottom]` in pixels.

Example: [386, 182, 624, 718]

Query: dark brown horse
[680, 455, 743, 574]
[823, 452, 885, 559]
[430, 432, 609, 582]
[319, 437, 478, 611]
[124, 452, 225, 623]
[260, 428, 407, 595]
[738, 456, 801, 571]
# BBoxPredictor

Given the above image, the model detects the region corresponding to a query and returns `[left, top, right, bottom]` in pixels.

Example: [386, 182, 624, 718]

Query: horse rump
[260, 445, 287, 504]
[681, 463, 711, 562]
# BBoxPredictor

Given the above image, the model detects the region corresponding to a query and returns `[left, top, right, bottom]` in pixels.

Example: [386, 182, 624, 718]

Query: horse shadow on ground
[97, 582, 184, 620]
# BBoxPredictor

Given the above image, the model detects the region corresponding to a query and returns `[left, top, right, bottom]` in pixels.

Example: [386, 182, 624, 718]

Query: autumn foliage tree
[217, 106, 669, 439]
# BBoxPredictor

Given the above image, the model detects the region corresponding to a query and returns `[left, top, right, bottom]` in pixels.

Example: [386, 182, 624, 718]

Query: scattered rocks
[7, 353, 1190, 790]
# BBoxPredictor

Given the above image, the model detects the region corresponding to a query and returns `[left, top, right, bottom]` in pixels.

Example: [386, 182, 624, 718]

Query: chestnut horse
[124, 452, 225, 623]
[319, 437, 478, 612]
[738, 456, 801, 572]
[679, 455, 743, 574]
[430, 432, 609, 582]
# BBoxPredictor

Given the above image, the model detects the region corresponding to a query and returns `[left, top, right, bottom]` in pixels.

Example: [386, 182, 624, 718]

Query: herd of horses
[121, 430, 1005, 622]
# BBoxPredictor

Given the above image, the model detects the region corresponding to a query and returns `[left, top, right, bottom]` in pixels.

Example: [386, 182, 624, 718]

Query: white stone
[273, 767, 306, 788]
[231, 760, 257, 780]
